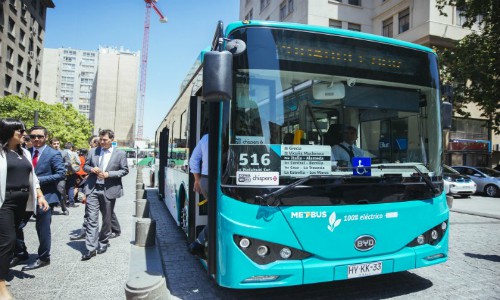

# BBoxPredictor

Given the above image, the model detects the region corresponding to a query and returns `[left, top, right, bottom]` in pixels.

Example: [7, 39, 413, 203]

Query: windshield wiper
[375, 164, 439, 194]
[255, 175, 346, 206]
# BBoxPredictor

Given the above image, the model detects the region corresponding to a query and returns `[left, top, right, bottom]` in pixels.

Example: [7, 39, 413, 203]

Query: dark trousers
[16, 204, 54, 262]
[57, 180, 67, 212]
[84, 189, 116, 251]
[0, 191, 28, 279]
[65, 174, 76, 205]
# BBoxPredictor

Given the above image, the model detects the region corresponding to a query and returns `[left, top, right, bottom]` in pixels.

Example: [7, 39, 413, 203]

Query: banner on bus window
[232, 144, 331, 184]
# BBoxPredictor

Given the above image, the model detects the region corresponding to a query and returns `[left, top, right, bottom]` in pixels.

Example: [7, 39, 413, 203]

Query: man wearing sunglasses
[15, 126, 66, 271]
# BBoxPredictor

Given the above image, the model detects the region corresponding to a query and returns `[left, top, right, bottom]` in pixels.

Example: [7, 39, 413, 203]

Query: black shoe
[188, 242, 205, 257]
[22, 258, 50, 271]
[81, 250, 97, 261]
[9, 255, 29, 268]
[110, 232, 120, 239]
[97, 244, 109, 254]
[68, 204, 79, 208]
[70, 232, 86, 240]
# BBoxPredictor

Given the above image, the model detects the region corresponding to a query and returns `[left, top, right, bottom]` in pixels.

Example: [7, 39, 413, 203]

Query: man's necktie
[348, 146, 355, 159]
[32, 149, 39, 168]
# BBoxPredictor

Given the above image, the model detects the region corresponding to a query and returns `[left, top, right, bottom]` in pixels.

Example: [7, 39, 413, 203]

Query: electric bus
[155, 20, 452, 289]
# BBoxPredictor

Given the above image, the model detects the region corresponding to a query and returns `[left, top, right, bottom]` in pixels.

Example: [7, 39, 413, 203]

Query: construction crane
[137, 0, 167, 141]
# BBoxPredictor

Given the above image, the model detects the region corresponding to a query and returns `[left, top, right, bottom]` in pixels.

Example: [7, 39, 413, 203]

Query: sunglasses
[23, 135, 31, 141]
[29, 134, 45, 139]
[16, 129, 26, 134]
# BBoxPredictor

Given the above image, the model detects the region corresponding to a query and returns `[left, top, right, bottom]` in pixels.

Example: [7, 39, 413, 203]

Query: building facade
[240, 0, 499, 167]
[91, 47, 140, 147]
[0, 0, 54, 98]
[40, 47, 98, 117]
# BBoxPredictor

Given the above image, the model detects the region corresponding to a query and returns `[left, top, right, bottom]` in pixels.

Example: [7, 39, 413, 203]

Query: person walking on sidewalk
[62, 142, 80, 208]
[0, 119, 49, 300]
[49, 138, 69, 216]
[81, 129, 128, 261]
[17, 126, 65, 271]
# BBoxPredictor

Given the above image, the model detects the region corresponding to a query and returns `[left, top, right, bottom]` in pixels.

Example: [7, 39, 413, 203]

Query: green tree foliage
[436, 0, 500, 133]
[0, 95, 93, 148]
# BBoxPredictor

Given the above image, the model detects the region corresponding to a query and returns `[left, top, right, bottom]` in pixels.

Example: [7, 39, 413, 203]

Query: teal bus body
[156, 20, 448, 289]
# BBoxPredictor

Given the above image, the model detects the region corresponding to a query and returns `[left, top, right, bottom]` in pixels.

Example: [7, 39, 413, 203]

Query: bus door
[187, 95, 209, 243]
[158, 127, 169, 199]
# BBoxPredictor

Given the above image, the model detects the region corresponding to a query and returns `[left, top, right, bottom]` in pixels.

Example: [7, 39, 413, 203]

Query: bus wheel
[180, 199, 189, 235]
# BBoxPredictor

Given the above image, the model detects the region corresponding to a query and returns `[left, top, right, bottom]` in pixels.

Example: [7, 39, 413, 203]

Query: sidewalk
[7, 168, 137, 300]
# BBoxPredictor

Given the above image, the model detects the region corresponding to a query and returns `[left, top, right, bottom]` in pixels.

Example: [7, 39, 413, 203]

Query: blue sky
[44, 0, 240, 140]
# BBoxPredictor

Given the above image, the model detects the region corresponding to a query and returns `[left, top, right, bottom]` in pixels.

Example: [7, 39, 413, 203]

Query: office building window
[399, 8, 410, 33]
[288, 0, 294, 14]
[382, 17, 393, 37]
[5, 75, 12, 89]
[348, 0, 361, 6]
[455, 6, 466, 26]
[260, 0, 270, 12]
[17, 55, 23, 69]
[16, 82, 22, 94]
[7, 46, 14, 62]
[8, 18, 15, 35]
[63, 49, 76, 55]
[245, 9, 253, 20]
[329, 19, 342, 29]
[280, 0, 293, 20]
[348, 22, 361, 32]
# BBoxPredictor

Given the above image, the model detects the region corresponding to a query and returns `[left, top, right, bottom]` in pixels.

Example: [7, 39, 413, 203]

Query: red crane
[137, 0, 166, 141]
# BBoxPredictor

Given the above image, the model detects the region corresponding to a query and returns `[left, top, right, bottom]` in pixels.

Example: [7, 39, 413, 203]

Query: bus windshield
[223, 27, 442, 204]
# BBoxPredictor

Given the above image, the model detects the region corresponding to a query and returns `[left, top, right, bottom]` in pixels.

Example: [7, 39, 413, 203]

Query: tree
[0, 95, 94, 148]
[436, 0, 500, 133]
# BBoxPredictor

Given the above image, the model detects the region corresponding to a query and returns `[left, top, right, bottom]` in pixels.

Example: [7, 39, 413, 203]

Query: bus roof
[225, 20, 434, 54]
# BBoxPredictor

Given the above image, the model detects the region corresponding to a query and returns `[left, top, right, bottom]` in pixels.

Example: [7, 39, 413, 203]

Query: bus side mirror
[203, 51, 232, 102]
[441, 101, 452, 130]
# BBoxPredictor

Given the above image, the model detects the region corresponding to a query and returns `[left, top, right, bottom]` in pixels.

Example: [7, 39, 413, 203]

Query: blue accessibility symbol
[352, 157, 371, 176]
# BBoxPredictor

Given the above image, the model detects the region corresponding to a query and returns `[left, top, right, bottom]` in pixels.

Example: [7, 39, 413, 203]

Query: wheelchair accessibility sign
[352, 157, 371, 176]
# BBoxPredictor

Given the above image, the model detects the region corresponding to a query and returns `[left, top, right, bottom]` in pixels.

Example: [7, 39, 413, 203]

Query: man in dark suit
[17, 126, 66, 271]
[81, 129, 128, 260]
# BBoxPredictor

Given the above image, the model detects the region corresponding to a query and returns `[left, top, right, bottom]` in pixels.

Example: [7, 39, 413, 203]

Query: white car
[443, 165, 476, 198]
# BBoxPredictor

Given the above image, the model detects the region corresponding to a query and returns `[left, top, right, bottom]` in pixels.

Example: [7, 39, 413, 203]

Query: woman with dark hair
[0, 118, 49, 299]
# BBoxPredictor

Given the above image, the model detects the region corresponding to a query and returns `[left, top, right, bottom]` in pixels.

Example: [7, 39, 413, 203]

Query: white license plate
[347, 261, 383, 279]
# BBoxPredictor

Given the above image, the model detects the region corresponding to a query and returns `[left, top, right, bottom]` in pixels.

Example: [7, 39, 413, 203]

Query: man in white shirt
[81, 129, 128, 261]
[331, 126, 365, 168]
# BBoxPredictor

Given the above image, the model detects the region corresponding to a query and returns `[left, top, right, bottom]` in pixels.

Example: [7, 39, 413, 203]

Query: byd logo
[354, 235, 376, 251]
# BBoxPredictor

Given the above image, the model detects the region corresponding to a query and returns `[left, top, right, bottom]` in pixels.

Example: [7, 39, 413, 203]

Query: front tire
[180, 199, 189, 235]
[484, 185, 499, 197]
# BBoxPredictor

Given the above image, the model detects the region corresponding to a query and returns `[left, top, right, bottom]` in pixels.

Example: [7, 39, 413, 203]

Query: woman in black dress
[0, 118, 49, 299]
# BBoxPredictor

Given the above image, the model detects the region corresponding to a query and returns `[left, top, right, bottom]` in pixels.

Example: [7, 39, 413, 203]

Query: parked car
[451, 166, 500, 197]
[443, 165, 476, 197]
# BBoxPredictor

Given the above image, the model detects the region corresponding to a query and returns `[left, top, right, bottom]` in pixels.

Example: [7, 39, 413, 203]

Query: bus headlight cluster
[233, 235, 310, 265]
[256, 245, 269, 257]
[407, 220, 448, 247]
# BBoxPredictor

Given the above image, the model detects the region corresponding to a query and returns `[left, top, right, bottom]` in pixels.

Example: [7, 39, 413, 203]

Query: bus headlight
[256, 245, 269, 257]
[239, 238, 251, 248]
[441, 221, 447, 231]
[279, 247, 292, 259]
[234, 235, 311, 265]
[407, 220, 448, 247]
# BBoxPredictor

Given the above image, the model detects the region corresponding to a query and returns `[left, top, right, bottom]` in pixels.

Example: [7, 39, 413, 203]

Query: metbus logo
[290, 211, 327, 219]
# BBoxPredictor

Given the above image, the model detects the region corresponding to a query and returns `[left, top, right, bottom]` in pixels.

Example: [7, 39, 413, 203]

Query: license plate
[347, 261, 382, 279]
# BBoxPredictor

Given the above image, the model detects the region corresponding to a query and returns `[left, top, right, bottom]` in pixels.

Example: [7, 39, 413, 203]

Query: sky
[44, 0, 240, 140]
